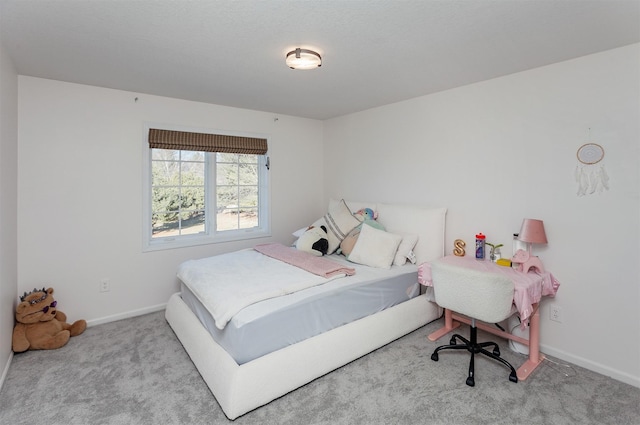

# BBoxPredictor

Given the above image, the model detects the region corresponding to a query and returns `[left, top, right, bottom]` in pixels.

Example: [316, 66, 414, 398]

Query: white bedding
[228, 254, 417, 327]
[177, 248, 351, 330]
[181, 255, 421, 364]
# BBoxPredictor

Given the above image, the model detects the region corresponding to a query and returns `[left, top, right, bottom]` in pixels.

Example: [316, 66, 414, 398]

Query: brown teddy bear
[12, 287, 86, 353]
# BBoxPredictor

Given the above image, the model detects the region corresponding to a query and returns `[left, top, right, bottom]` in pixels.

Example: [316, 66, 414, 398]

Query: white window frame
[142, 124, 270, 252]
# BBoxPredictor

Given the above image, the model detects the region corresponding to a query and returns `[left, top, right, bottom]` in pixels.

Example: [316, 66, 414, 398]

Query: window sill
[142, 228, 271, 252]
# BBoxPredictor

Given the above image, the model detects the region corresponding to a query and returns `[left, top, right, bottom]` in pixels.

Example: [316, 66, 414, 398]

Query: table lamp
[511, 218, 548, 273]
[518, 218, 548, 254]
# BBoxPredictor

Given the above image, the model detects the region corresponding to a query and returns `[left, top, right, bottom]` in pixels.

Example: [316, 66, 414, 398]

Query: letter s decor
[453, 239, 466, 257]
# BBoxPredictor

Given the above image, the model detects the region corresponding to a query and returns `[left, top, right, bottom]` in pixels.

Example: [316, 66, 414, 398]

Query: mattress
[180, 254, 420, 364]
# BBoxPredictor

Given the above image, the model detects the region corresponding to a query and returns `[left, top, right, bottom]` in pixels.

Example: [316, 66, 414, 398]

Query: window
[143, 126, 270, 251]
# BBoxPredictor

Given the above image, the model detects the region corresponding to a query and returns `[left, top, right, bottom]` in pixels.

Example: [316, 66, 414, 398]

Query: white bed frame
[165, 202, 446, 419]
[166, 292, 441, 419]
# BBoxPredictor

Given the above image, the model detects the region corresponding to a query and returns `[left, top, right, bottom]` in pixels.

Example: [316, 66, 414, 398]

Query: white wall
[17, 78, 324, 325]
[0, 37, 18, 385]
[324, 44, 640, 387]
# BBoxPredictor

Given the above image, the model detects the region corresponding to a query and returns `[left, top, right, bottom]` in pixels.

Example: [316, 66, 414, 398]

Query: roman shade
[148, 128, 268, 155]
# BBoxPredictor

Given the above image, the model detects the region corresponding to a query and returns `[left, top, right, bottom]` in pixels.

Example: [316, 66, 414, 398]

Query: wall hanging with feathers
[575, 142, 608, 196]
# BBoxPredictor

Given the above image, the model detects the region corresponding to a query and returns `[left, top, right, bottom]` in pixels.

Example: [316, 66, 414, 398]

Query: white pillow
[292, 227, 308, 238]
[348, 224, 402, 269]
[311, 199, 361, 254]
[393, 233, 419, 266]
[377, 204, 447, 265]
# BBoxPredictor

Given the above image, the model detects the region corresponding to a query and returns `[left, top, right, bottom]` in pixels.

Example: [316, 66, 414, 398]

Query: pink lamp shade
[518, 219, 548, 245]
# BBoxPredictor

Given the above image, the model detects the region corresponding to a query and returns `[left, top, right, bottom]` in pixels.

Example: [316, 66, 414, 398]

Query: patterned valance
[148, 128, 267, 155]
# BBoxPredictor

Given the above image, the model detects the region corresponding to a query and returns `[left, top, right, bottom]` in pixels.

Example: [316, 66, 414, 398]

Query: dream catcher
[575, 142, 608, 196]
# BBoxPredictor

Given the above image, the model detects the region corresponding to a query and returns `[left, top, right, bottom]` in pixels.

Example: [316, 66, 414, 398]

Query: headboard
[342, 200, 447, 265]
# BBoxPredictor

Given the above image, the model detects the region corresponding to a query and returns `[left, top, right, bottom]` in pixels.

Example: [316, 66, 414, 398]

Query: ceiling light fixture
[286, 48, 322, 70]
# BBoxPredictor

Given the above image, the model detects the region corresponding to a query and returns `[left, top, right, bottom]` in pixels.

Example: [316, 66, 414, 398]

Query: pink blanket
[254, 243, 356, 278]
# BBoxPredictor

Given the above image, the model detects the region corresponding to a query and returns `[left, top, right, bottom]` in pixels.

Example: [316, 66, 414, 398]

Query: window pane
[238, 155, 257, 165]
[239, 186, 257, 207]
[181, 186, 205, 211]
[181, 161, 204, 186]
[179, 211, 205, 235]
[181, 150, 204, 162]
[217, 163, 237, 185]
[217, 209, 239, 231]
[238, 163, 258, 185]
[152, 149, 179, 161]
[151, 148, 206, 240]
[217, 186, 238, 210]
[216, 152, 238, 163]
[152, 161, 179, 186]
[239, 208, 258, 228]
[152, 213, 179, 237]
[151, 213, 164, 236]
[152, 187, 180, 215]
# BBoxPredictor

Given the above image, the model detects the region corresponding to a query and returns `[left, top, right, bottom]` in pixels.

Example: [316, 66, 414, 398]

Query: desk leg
[516, 303, 545, 380]
[428, 305, 545, 381]
[428, 308, 460, 341]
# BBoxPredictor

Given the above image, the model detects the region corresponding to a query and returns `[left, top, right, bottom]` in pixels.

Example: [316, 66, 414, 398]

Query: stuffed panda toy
[295, 225, 329, 256]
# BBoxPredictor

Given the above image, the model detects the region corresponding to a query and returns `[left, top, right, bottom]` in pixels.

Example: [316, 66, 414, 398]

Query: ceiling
[1, 0, 638, 120]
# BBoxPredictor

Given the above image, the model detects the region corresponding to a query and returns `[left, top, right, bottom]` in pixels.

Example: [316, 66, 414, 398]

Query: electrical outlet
[99, 278, 110, 293]
[550, 305, 562, 323]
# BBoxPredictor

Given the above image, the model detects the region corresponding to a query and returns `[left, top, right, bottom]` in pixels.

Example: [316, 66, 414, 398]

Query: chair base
[431, 324, 518, 387]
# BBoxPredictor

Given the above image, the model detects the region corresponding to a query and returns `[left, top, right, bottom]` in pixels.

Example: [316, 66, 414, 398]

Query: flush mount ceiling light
[285, 48, 322, 70]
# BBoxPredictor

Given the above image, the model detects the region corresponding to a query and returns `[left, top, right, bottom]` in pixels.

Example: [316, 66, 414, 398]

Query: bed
[165, 200, 446, 419]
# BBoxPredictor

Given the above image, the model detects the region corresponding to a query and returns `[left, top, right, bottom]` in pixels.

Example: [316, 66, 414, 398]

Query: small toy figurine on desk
[511, 249, 545, 273]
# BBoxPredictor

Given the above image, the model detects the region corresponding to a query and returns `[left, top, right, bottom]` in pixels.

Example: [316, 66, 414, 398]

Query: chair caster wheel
[431, 353, 439, 361]
[466, 377, 475, 387]
[509, 372, 518, 383]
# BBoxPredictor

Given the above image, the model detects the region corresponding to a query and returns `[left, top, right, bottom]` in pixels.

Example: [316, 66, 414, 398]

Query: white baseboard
[0, 351, 13, 394]
[540, 343, 640, 388]
[86, 302, 166, 327]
